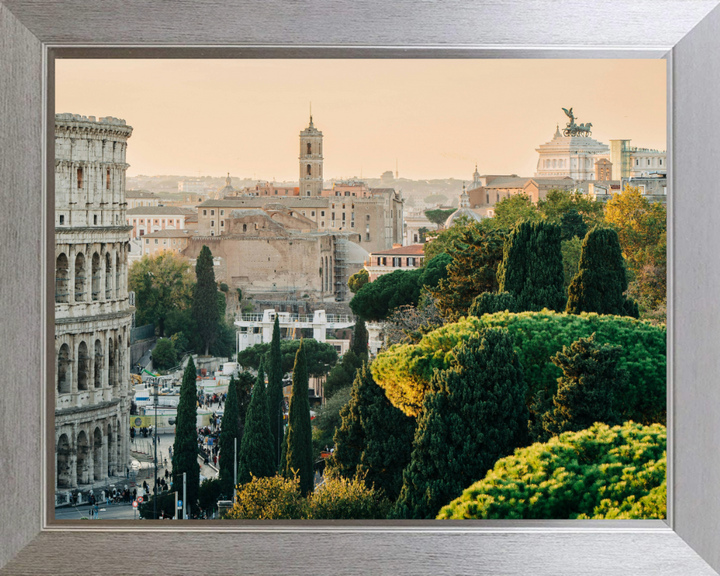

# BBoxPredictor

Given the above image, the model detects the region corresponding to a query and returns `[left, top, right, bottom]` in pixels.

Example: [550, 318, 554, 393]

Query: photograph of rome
[53, 59, 667, 521]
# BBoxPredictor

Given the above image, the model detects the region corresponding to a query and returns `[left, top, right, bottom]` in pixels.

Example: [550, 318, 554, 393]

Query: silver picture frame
[2, 1, 720, 573]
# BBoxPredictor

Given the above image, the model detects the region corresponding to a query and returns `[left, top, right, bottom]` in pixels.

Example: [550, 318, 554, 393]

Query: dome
[445, 207, 482, 227]
[214, 172, 236, 199]
[345, 241, 369, 266]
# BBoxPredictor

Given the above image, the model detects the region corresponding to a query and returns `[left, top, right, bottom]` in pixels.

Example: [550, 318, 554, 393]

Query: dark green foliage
[151, 338, 177, 370]
[490, 194, 540, 230]
[171, 357, 200, 514]
[311, 386, 351, 459]
[438, 422, 666, 520]
[372, 311, 666, 432]
[350, 268, 423, 321]
[285, 340, 315, 495]
[210, 318, 237, 358]
[351, 318, 369, 361]
[266, 317, 284, 469]
[428, 221, 505, 320]
[424, 208, 457, 228]
[497, 220, 566, 312]
[237, 338, 338, 378]
[279, 425, 288, 475]
[419, 253, 452, 289]
[219, 282, 229, 292]
[323, 350, 362, 399]
[198, 478, 225, 515]
[566, 227, 639, 318]
[560, 209, 588, 241]
[192, 245, 221, 356]
[348, 269, 369, 293]
[235, 371, 254, 439]
[540, 335, 624, 440]
[218, 375, 240, 493]
[561, 237, 583, 289]
[330, 364, 415, 502]
[469, 291, 517, 317]
[139, 490, 177, 519]
[237, 364, 276, 484]
[537, 189, 605, 229]
[393, 329, 528, 519]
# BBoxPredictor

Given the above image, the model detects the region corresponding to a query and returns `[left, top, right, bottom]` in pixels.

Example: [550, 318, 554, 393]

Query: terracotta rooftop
[370, 244, 425, 256]
[142, 229, 196, 238]
[126, 206, 195, 215]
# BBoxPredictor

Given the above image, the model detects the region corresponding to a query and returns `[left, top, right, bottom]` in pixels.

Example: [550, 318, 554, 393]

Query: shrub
[309, 474, 391, 520]
[371, 311, 666, 427]
[224, 474, 308, 519]
[139, 490, 177, 519]
[437, 422, 666, 520]
[152, 338, 178, 370]
[468, 291, 517, 317]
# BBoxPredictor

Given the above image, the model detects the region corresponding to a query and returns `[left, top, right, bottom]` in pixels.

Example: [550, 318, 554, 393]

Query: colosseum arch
[117, 334, 123, 386]
[105, 252, 112, 300]
[108, 337, 116, 387]
[93, 427, 103, 481]
[94, 339, 103, 388]
[107, 422, 116, 477]
[91, 252, 101, 301]
[55, 253, 69, 303]
[57, 343, 70, 394]
[77, 341, 89, 391]
[56, 434, 72, 488]
[74, 252, 86, 301]
[76, 430, 90, 484]
[115, 252, 121, 298]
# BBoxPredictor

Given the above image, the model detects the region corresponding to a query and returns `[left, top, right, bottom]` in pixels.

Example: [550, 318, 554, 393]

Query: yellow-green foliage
[224, 473, 389, 519]
[437, 422, 666, 520]
[371, 310, 666, 423]
[225, 474, 308, 519]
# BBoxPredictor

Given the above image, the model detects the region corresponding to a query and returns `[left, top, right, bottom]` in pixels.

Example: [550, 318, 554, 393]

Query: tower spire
[309, 101, 313, 127]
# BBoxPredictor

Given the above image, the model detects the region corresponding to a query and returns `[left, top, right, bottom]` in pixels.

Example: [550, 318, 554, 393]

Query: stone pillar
[70, 424, 78, 489]
[102, 421, 109, 481]
[68, 244, 76, 304]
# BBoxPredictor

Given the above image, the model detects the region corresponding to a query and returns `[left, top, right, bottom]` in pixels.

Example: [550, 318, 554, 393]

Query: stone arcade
[54, 114, 134, 500]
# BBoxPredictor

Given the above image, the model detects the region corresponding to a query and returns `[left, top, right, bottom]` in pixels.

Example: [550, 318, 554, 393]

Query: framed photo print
[1, 1, 720, 574]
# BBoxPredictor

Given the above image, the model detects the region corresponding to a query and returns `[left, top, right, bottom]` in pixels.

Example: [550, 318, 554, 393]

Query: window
[210, 209, 215, 216]
[162, 219, 165, 225]
[203, 210, 207, 216]
[163, 240, 167, 245]
[636, 159, 640, 166]
[302, 211, 306, 216]
[342, 204, 345, 209]
[648, 159, 652, 166]
[77, 168, 83, 189]
[221, 220, 225, 227]
[321, 211, 325, 217]
[408, 257, 415, 266]
[307, 143, 312, 154]
[366, 214, 370, 221]
[220, 210, 224, 216]
[332, 212, 335, 220]
[365, 233, 370, 241]
[211, 220, 215, 226]
[154, 219, 159, 225]
[351, 222, 354, 227]
[93, 215, 97, 225]
[59, 215, 64, 225]
[106, 169, 110, 190]
[345, 191, 350, 196]
[342, 213, 345, 221]
[311, 211, 315, 217]
[660, 158, 663, 166]
[321, 221, 325, 227]
[243, 224, 247, 232]
[154, 239, 158, 244]
[274, 190, 278, 195]
[139, 230, 144, 236]
[306, 164, 312, 176]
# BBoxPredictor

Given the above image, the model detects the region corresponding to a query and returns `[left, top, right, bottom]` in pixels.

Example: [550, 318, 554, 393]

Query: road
[54, 503, 138, 520]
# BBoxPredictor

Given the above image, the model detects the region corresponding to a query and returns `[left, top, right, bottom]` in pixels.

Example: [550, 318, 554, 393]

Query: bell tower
[299, 107, 324, 196]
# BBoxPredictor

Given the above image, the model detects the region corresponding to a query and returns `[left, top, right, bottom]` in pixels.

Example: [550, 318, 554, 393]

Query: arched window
[307, 143, 312, 155]
[57, 344, 70, 394]
[115, 253, 121, 297]
[106, 168, 111, 190]
[77, 167, 83, 189]
[108, 337, 115, 387]
[57, 434, 71, 488]
[93, 427, 103, 481]
[76, 431, 89, 484]
[91, 253, 101, 301]
[105, 253, 112, 300]
[77, 341, 88, 391]
[55, 253, 69, 303]
[94, 339, 103, 388]
[306, 164, 312, 176]
[74, 253, 86, 301]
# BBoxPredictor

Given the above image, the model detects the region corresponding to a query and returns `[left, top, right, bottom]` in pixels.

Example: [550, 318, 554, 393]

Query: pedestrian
[94, 504, 99, 519]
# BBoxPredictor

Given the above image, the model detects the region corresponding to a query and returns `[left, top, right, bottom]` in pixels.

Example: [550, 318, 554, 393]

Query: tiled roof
[126, 190, 157, 198]
[142, 229, 195, 238]
[371, 244, 425, 256]
[126, 206, 195, 215]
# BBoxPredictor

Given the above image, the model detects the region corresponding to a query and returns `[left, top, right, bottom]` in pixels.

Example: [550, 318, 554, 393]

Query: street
[54, 503, 138, 520]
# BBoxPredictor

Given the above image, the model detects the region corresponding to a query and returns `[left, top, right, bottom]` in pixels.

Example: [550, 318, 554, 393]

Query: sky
[56, 59, 666, 181]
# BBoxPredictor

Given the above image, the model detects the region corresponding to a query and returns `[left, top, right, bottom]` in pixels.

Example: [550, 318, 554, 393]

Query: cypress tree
[171, 356, 200, 514]
[560, 209, 588, 241]
[324, 349, 362, 399]
[235, 370, 254, 441]
[237, 363, 276, 484]
[284, 340, 314, 495]
[541, 334, 624, 439]
[351, 318, 369, 362]
[468, 291, 517, 317]
[266, 315, 284, 470]
[218, 374, 240, 494]
[566, 226, 639, 317]
[497, 220, 566, 312]
[393, 328, 528, 519]
[192, 245, 221, 356]
[279, 425, 288, 476]
[330, 363, 415, 501]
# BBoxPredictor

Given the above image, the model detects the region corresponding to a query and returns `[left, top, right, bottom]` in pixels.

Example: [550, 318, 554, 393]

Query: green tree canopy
[427, 222, 505, 320]
[489, 193, 540, 230]
[438, 422, 666, 520]
[171, 357, 200, 514]
[468, 291, 517, 317]
[349, 268, 423, 321]
[424, 208, 457, 228]
[540, 334, 624, 440]
[566, 226, 638, 318]
[151, 338, 178, 370]
[311, 386, 351, 459]
[537, 188, 605, 228]
[371, 311, 666, 432]
[237, 364, 276, 485]
[559, 209, 588, 241]
[351, 318, 369, 361]
[192, 245, 221, 356]
[128, 252, 194, 336]
[497, 220, 566, 313]
[323, 349, 363, 399]
[348, 269, 370, 294]
[393, 328, 528, 519]
[238, 338, 338, 378]
[285, 340, 314, 495]
[330, 363, 416, 502]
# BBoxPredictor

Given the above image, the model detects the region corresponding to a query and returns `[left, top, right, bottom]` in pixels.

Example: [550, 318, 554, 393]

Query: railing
[130, 324, 155, 344]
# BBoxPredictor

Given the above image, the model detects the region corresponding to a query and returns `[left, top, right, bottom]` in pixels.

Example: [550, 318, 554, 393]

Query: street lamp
[152, 377, 159, 520]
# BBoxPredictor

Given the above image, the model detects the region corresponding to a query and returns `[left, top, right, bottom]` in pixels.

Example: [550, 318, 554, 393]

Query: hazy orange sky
[56, 59, 666, 181]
